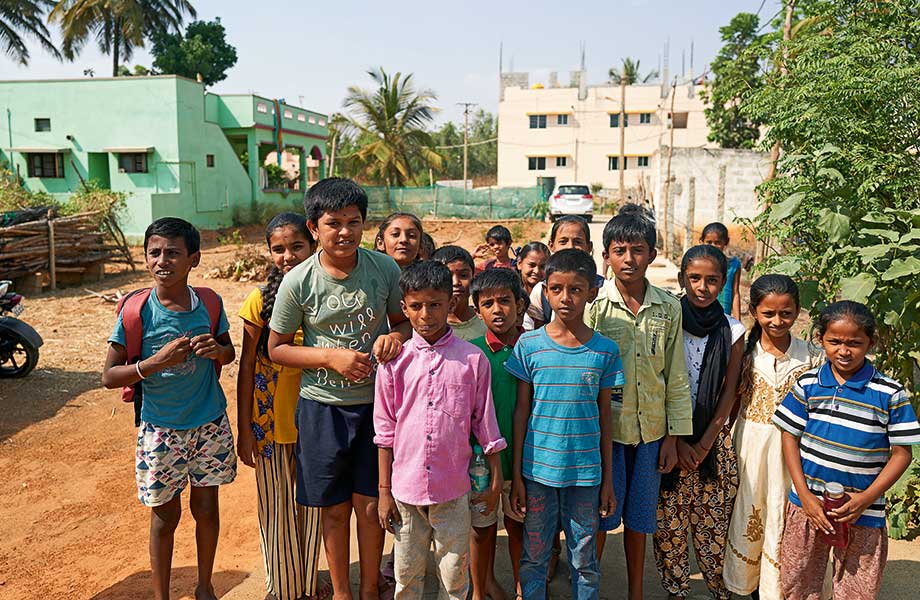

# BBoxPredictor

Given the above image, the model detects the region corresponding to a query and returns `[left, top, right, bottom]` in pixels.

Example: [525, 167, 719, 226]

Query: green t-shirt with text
[270, 247, 402, 405]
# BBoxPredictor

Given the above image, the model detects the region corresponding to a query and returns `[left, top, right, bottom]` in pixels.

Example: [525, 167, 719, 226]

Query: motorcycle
[0, 280, 43, 378]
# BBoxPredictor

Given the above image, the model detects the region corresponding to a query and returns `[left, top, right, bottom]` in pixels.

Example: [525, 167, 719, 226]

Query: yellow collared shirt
[586, 278, 692, 444]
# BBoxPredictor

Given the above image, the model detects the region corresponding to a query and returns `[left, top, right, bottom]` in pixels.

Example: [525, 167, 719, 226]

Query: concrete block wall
[652, 146, 771, 252]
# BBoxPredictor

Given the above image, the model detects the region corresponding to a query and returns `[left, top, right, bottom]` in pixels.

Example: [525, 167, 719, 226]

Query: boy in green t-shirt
[268, 178, 412, 600]
[469, 268, 529, 600]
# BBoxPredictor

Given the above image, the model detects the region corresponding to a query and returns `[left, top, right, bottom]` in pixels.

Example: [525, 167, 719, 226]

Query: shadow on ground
[0, 368, 99, 441]
[88, 567, 248, 599]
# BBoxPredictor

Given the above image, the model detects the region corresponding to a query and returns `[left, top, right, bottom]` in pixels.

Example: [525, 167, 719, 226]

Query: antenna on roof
[579, 41, 586, 72]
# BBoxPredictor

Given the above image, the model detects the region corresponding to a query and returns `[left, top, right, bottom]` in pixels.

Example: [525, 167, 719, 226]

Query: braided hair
[258, 212, 313, 358]
[737, 274, 800, 398]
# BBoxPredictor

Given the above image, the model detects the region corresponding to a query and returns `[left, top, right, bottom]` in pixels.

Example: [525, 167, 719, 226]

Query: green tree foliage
[340, 67, 442, 187]
[700, 12, 767, 149]
[151, 17, 237, 86]
[741, 0, 920, 536]
[608, 57, 658, 85]
[50, 0, 195, 76]
[0, 0, 60, 64]
[430, 109, 497, 181]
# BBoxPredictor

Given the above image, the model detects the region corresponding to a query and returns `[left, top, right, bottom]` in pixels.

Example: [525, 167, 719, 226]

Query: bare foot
[195, 583, 218, 600]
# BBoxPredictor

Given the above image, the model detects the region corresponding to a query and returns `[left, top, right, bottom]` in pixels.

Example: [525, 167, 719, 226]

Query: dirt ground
[1, 217, 918, 599]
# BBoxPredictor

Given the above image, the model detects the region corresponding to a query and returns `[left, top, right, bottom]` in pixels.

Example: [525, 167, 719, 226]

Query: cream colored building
[497, 72, 714, 192]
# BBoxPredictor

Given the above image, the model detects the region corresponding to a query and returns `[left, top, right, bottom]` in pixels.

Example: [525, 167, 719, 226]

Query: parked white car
[548, 184, 594, 222]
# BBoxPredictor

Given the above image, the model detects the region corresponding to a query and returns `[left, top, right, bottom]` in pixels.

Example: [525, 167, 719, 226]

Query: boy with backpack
[102, 217, 237, 600]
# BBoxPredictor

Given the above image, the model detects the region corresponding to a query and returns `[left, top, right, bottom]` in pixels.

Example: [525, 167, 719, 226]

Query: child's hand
[829, 491, 874, 524]
[237, 428, 258, 469]
[510, 477, 527, 519]
[801, 490, 835, 535]
[473, 243, 493, 260]
[373, 333, 403, 365]
[151, 335, 192, 369]
[328, 349, 373, 382]
[190, 333, 222, 360]
[476, 487, 501, 517]
[676, 439, 699, 472]
[658, 436, 679, 474]
[377, 489, 401, 533]
[599, 480, 616, 518]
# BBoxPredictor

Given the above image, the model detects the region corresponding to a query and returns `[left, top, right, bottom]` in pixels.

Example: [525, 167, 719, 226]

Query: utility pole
[458, 102, 477, 190]
[662, 77, 677, 259]
[619, 66, 627, 205]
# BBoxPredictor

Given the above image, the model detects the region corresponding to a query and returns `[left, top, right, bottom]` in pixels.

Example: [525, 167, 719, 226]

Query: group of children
[102, 177, 920, 600]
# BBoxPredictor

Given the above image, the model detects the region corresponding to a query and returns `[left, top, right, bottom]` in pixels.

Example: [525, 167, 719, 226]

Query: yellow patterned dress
[724, 337, 822, 599]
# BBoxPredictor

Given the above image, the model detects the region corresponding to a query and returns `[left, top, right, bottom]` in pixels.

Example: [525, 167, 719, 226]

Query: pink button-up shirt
[374, 328, 507, 506]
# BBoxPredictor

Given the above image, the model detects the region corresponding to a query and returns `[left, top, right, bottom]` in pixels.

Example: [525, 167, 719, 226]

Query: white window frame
[556, 114, 568, 126]
[256, 102, 268, 113]
[555, 156, 567, 167]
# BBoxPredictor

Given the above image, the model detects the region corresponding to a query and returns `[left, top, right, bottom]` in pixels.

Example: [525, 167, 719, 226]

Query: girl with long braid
[237, 213, 329, 600]
[723, 275, 822, 600]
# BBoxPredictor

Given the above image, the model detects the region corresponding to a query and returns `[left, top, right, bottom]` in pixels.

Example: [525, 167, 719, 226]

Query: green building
[0, 75, 328, 237]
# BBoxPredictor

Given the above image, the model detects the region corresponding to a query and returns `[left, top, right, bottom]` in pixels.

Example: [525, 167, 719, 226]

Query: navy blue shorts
[598, 439, 662, 534]
[294, 397, 378, 507]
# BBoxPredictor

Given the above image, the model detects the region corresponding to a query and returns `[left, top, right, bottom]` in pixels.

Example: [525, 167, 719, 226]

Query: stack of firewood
[0, 210, 134, 283]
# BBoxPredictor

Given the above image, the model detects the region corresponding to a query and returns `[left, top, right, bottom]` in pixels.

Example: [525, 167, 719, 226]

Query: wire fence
[364, 186, 544, 220]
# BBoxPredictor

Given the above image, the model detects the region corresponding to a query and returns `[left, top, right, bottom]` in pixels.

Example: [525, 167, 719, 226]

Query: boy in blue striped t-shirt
[506, 249, 625, 600]
[773, 301, 920, 600]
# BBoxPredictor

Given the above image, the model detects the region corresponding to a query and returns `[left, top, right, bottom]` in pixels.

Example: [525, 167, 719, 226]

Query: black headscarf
[662, 295, 732, 489]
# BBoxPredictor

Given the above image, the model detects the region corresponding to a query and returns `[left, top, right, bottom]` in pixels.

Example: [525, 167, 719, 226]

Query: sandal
[301, 580, 332, 600]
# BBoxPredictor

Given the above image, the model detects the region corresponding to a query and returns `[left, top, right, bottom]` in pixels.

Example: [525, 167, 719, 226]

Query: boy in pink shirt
[375, 260, 506, 600]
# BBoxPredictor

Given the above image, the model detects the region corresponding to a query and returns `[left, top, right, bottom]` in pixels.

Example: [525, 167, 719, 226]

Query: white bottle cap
[825, 482, 845, 497]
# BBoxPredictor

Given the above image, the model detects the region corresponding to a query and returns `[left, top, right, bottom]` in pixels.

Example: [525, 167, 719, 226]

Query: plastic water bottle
[469, 443, 491, 496]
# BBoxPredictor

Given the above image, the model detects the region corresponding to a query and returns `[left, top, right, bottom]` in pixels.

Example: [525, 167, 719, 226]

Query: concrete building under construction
[497, 61, 713, 195]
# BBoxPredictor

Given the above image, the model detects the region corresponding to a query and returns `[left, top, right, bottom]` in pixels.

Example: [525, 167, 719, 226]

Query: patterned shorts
[135, 413, 237, 507]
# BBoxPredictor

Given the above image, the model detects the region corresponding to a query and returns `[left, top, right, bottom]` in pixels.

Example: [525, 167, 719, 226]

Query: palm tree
[608, 57, 659, 85]
[0, 0, 60, 65]
[50, 0, 195, 76]
[341, 67, 443, 189]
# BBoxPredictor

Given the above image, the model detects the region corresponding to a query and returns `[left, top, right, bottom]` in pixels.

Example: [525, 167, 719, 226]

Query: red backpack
[116, 287, 224, 425]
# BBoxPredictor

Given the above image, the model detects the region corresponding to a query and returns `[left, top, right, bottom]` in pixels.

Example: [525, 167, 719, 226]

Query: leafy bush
[741, 0, 920, 538]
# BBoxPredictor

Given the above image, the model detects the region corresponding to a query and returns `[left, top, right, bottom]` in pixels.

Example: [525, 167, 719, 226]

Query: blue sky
[0, 0, 777, 124]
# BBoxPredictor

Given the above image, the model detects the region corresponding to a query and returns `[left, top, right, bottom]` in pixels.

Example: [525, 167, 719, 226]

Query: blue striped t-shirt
[505, 328, 625, 488]
[773, 360, 920, 528]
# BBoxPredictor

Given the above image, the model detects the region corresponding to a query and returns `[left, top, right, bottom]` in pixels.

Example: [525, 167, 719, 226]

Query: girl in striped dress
[237, 213, 328, 600]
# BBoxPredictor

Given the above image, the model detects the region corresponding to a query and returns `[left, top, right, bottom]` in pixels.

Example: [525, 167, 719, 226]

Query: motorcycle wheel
[0, 330, 40, 378]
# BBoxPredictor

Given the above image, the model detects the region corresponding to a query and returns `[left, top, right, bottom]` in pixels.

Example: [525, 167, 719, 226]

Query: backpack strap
[115, 288, 152, 425]
[193, 286, 224, 378]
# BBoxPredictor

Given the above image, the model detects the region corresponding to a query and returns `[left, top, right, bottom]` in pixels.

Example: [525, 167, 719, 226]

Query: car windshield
[558, 186, 589, 195]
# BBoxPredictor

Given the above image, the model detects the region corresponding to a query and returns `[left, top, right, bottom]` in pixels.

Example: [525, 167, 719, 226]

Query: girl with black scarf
[652, 245, 746, 600]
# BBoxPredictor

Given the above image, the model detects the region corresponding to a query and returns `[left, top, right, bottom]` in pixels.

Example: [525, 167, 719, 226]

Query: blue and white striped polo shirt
[505, 328, 625, 488]
[773, 361, 920, 528]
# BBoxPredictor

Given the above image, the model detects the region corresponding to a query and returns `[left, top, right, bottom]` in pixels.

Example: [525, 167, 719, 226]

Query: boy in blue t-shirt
[103, 217, 236, 600]
[506, 249, 625, 600]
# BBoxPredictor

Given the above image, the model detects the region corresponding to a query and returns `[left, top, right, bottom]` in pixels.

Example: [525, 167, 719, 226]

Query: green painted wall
[0, 76, 328, 239]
